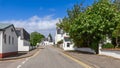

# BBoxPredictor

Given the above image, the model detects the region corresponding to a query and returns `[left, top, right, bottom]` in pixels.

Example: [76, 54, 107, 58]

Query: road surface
[0, 46, 84, 68]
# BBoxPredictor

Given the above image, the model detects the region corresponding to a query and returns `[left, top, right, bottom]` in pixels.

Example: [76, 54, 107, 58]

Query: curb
[98, 54, 120, 60]
[0, 48, 40, 61]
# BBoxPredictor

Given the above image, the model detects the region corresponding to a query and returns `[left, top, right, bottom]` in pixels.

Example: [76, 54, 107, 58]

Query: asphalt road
[0, 46, 84, 68]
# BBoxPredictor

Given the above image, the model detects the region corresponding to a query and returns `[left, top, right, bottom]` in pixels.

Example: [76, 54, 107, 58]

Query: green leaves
[56, 0, 120, 49]
[30, 32, 45, 46]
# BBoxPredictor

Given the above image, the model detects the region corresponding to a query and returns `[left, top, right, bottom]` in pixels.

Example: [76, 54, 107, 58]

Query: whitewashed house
[55, 27, 74, 50]
[62, 33, 74, 50]
[42, 35, 54, 46]
[0, 23, 18, 58]
[16, 28, 30, 52]
[43, 38, 49, 45]
[55, 28, 63, 44]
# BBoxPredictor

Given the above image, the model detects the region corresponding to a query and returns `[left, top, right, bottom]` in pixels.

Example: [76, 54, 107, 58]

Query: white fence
[64, 47, 96, 54]
[100, 50, 120, 59]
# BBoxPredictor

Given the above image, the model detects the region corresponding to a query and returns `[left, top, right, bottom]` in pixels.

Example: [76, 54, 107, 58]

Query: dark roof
[64, 37, 70, 42]
[15, 28, 30, 41]
[0, 23, 13, 30]
[43, 38, 48, 41]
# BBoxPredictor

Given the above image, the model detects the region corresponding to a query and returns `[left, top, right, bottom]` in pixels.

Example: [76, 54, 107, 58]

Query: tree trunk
[96, 45, 99, 54]
[115, 37, 119, 48]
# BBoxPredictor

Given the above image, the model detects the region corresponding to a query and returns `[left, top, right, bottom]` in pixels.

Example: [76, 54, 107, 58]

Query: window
[67, 43, 70, 47]
[64, 37, 70, 42]
[4, 34, 6, 44]
[9, 36, 10, 44]
[11, 28, 14, 32]
[12, 37, 14, 44]
[57, 29, 61, 34]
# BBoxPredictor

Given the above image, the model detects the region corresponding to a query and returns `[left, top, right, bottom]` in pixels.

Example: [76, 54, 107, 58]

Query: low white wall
[100, 50, 120, 59]
[18, 37, 30, 51]
[64, 47, 95, 54]
[76, 48, 95, 54]
[0, 32, 3, 53]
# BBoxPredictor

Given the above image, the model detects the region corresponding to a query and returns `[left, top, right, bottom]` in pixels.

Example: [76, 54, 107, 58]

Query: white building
[0, 23, 18, 58]
[62, 33, 74, 50]
[42, 34, 54, 46]
[16, 28, 30, 52]
[55, 28, 74, 50]
[55, 28, 63, 44]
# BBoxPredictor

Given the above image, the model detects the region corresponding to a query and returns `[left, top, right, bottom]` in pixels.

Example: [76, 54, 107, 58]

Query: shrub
[102, 43, 114, 48]
[57, 40, 63, 44]
[90, 42, 98, 51]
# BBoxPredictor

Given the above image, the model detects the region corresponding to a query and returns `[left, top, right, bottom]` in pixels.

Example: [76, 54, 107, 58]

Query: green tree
[70, 0, 120, 53]
[30, 32, 45, 46]
[112, 24, 120, 48]
[57, 3, 82, 33]
[57, 0, 120, 54]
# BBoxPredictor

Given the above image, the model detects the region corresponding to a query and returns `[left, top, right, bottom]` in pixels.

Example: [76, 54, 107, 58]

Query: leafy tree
[114, 0, 120, 10]
[30, 32, 45, 46]
[57, 3, 82, 33]
[112, 24, 120, 48]
[57, 0, 120, 54]
[71, 0, 120, 53]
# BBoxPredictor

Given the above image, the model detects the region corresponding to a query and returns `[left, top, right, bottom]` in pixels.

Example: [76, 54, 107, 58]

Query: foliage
[56, 0, 120, 53]
[90, 42, 98, 52]
[30, 32, 45, 46]
[112, 24, 120, 47]
[57, 4, 82, 33]
[57, 40, 63, 44]
[102, 43, 114, 48]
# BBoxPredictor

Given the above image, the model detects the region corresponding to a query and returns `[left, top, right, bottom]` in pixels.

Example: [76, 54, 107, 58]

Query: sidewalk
[0, 46, 43, 61]
[64, 51, 120, 68]
[54, 46, 120, 68]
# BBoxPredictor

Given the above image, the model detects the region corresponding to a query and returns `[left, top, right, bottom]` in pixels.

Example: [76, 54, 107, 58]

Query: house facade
[42, 35, 54, 46]
[16, 28, 30, 52]
[62, 33, 74, 50]
[55, 27, 74, 50]
[55, 28, 63, 44]
[0, 23, 18, 58]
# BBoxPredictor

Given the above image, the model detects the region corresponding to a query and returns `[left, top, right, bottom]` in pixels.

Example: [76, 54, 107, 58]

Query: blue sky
[0, 0, 94, 37]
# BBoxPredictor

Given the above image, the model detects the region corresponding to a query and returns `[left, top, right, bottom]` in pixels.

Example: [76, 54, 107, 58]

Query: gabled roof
[15, 28, 30, 41]
[0, 23, 13, 30]
[0, 23, 18, 37]
[43, 38, 48, 41]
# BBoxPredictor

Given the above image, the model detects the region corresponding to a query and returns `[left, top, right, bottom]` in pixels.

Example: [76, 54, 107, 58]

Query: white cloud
[0, 15, 60, 37]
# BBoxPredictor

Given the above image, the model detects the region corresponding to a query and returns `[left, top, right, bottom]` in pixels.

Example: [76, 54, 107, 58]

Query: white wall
[0, 32, 3, 53]
[55, 34, 63, 44]
[100, 50, 120, 59]
[63, 41, 74, 50]
[49, 42, 54, 45]
[18, 36, 30, 51]
[76, 48, 95, 54]
[2, 26, 18, 53]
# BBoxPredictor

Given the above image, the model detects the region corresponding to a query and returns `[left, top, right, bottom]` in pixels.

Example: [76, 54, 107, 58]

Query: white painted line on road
[16, 50, 40, 68]
[22, 61, 26, 64]
[17, 58, 29, 68]
[17, 65, 22, 68]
